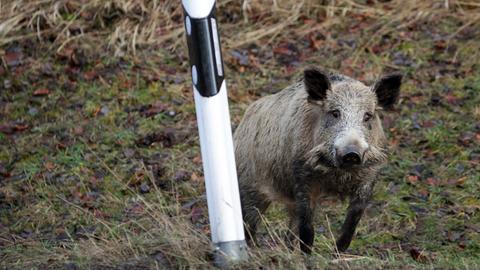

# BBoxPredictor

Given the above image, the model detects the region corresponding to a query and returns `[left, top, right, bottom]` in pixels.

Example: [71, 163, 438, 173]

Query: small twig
[446, 14, 480, 40]
[330, 254, 374, 264]
[325, 214, 342, 259]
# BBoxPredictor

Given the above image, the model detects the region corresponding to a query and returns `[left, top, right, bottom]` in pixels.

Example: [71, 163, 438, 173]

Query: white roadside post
[181, 0, 247, 267]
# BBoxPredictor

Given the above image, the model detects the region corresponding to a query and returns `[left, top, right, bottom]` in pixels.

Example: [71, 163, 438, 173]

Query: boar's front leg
[335, 197, 369, 252]
[294, 183, 314, 254]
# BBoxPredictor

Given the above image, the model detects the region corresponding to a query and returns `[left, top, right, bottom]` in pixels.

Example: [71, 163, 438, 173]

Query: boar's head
[303, 68, 402, 170]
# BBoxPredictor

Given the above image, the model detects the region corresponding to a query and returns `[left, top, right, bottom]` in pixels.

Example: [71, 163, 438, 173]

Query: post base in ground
[213, 240, 248, 268]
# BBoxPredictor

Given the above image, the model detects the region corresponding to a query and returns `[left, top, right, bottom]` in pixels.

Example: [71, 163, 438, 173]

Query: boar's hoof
[335, 239, 351, 253]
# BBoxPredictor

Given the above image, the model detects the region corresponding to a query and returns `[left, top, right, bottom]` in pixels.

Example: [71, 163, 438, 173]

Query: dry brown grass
[1, 0, 479, 56]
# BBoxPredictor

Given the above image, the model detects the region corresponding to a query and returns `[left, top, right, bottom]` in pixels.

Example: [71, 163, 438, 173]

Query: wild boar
[234, 68, 402, 253]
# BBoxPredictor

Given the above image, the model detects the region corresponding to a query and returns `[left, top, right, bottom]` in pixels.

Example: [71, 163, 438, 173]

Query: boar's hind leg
[335, 198, 368, 252]
[240, 187, 271, 246]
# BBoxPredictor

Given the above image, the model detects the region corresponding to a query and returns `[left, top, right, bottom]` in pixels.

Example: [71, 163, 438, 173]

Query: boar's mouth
[305, 143, 336, 171]
[306, 145, 387, 172]
[317, 152, 336, 168]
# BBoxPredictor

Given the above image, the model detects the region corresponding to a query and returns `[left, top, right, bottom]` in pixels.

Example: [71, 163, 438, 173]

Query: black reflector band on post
[184, 8, 224, 97]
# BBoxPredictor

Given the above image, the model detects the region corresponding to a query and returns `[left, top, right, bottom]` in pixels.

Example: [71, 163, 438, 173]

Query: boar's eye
[364, 112, 373, 122]
[329, 110, 341, 118]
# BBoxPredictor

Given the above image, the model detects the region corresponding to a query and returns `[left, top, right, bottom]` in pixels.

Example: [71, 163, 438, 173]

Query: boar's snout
[336, 145, 364, 168]
[333, 128, 369, 168]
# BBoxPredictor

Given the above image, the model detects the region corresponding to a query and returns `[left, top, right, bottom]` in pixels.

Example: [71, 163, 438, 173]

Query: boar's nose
[337, 145, 363, 167]
[342, 151, 362, 165]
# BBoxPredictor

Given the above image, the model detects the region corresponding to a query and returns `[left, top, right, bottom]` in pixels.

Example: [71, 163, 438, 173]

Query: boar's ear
[373, 73, 402, 110]
[304, 68, 331, 100]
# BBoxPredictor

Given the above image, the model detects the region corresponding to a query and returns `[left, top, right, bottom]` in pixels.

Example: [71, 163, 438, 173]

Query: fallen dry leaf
[84, 70, 97, 81]
[190, 207, 204, 223]
[409, 247, 428, 263]
[426, 177, 439, 186]
[44, 162, 55, 171]
[407, 175, 419, 185]
[33, 88, 50, 96]
[453, 176, 467, 186]
[190, 172, 203, 183]
[173, 170, 190, 182]
[4, 51, 23, 67]
[192, 155, 202, 165]
[0, 124, 14, 134]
